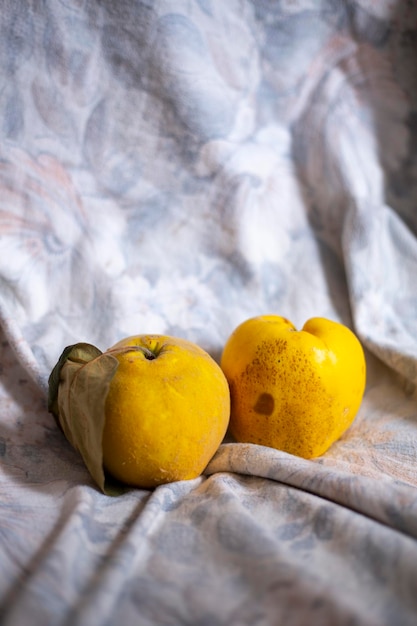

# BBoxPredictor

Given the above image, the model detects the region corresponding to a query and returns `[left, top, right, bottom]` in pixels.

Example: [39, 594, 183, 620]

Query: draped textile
[1, 2, 417, 624]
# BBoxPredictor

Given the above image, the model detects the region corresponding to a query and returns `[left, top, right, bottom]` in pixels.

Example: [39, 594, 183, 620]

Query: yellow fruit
[220, 315, 366, 458]
[102, 335, 230, 488]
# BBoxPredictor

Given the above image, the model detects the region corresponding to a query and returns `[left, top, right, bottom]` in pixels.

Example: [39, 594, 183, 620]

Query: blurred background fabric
[1, 1, 417, 624]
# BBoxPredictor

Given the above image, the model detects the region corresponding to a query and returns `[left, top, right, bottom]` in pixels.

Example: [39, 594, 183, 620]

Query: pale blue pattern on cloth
[1, 1, 417, 624]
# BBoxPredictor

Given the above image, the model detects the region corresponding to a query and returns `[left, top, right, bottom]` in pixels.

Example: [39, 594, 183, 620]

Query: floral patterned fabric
[1, 1, 417, 624]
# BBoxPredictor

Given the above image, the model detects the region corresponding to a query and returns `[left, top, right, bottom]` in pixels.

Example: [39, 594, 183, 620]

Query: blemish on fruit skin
[254, 393, 274, 416]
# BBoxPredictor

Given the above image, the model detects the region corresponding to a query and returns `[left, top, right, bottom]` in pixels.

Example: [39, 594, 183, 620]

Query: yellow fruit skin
[220, 315, 366, 458]
[102, 335, 230, 488]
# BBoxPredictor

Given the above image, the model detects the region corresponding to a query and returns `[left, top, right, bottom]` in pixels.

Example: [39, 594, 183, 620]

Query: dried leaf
[48, 343, 120, 494]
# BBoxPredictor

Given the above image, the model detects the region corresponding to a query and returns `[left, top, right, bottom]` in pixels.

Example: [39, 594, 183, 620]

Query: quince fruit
[48, 335, 230, 491]
[102, 335, 230, 488]
[220, 315, 366, 458]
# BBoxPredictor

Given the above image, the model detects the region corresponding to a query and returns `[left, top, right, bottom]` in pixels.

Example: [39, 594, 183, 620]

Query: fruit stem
[140, 347, 157, 360]
[106, 345, 160, 360]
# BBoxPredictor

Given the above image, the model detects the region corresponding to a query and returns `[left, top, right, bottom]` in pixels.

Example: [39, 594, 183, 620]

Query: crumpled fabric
[1, 1, 417, 625]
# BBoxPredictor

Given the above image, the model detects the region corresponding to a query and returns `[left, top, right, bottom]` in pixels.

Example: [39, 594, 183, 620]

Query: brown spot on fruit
[254, 393, 274, 416]
[273, 339, 287, 354]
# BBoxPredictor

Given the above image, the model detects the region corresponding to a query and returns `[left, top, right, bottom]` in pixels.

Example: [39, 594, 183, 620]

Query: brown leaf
[48, 343, 120, 494]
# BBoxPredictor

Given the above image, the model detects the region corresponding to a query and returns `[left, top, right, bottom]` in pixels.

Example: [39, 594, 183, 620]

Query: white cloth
[1, 2, 417, 624]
